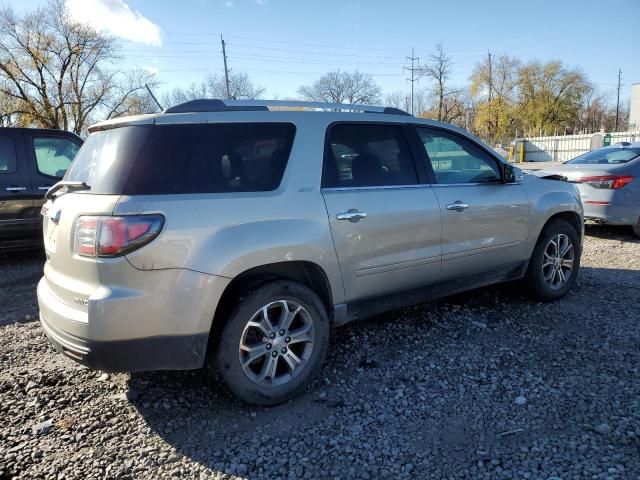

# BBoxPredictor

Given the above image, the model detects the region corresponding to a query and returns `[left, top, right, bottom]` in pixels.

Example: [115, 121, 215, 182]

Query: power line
[160, 31, 558, 58]
[404, 48, 420, 115]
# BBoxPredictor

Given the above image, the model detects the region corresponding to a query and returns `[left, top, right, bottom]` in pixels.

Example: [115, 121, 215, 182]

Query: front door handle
[38, 186, 53, 191]
[336, 209, 367, 222]
[446, 202, 469, 212]
[6, 186, 27, 192]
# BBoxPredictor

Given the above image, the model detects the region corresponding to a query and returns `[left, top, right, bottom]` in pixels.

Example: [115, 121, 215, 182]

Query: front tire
[525, 219, 581, 302]
[632, 223, 640, 239]
[210, 280, 330, 406]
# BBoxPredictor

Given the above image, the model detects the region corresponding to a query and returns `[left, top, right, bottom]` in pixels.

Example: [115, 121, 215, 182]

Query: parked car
[533, 142, 640, 238]
[0, 128, 82, 251]
[37, 100, 583, 405]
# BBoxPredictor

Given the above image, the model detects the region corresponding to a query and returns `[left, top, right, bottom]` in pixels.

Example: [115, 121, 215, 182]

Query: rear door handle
[6, 186, 27, 192]
[336, 209, 367, 222]
[38, 186, 52, 191]
[446, 202, 469, 212]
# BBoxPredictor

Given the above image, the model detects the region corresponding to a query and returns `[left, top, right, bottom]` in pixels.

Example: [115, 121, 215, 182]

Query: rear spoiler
[88, 114, 156, 133]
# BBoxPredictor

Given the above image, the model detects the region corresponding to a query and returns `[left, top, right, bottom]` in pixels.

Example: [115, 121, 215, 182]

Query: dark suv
[0, 128, 82, 251]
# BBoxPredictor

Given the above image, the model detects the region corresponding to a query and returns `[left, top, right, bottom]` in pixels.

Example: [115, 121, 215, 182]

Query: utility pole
[221, 34, 231, 100]
[615, 67, 622, 132]
[487, 50, 493, 102]
[404, 48, 420, 115]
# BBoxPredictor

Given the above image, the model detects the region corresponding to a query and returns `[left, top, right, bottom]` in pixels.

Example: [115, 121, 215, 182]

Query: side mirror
[502, 163, 523, 183]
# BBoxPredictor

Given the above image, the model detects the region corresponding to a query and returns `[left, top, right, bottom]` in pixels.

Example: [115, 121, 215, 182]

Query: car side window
[416, 128, 501, 184]
[33, 137, 80, 178]
[0, 135, 17, 174]
[323, 124, 418, 188]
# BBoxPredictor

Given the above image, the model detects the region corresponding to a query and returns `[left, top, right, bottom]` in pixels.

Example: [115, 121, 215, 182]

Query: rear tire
[209, 280, 330, 406]
[525, 219, 581, 302]
[632, 224, 640, 239]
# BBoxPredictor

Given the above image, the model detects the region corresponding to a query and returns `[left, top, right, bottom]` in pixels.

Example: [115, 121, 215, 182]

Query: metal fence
[513, 131, 640, 162]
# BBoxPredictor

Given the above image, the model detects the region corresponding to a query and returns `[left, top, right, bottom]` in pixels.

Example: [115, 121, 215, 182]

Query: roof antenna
[145, 83, 164, 112]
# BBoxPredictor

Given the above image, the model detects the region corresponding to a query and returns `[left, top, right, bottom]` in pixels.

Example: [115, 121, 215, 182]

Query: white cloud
[225, 1, 235, 6]
[66, 0, 162, 47]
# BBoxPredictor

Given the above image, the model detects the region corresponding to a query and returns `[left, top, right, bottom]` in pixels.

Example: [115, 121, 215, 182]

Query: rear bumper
[40, 312, 208, 371]
[583, 202, 639, 226]
[37, 266, 230, 372]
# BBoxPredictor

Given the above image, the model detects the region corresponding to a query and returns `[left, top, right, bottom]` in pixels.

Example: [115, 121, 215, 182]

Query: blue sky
[11, 0, 640, 105]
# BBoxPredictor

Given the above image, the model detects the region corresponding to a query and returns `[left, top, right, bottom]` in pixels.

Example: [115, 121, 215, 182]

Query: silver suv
[38, 100, 583, 405]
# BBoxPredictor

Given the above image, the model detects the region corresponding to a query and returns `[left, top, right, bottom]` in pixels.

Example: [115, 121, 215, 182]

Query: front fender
[526, 181, 583, 256]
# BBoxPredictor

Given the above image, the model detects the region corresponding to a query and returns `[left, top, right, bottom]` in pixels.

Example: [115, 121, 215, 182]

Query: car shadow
[584, 223, 639, 242]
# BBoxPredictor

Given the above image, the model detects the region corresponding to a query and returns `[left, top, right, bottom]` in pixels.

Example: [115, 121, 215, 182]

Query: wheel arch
[208, 260, 334, 347]
[542, 211, 583, 238]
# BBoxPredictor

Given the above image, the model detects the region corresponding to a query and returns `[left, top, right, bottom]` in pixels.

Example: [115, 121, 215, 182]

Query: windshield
[566, 147, 640, 165]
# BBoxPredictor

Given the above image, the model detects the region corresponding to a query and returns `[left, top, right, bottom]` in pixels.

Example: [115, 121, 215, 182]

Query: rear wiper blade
[45, 181, 91, 200]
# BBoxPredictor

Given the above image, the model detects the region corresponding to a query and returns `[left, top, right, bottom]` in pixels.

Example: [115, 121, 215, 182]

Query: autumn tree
[517, 61, 589, 135]
[470, 54, 520, 142]
[0, 0, 158, 134]
[298, 70, 381, 105]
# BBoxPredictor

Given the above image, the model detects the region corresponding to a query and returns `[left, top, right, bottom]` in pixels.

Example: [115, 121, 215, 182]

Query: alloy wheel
[542, 233, 574, 290]
[239, 300, 315, 387]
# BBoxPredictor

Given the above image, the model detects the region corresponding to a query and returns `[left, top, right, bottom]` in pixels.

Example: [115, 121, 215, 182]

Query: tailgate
[42, 192, 122, 308]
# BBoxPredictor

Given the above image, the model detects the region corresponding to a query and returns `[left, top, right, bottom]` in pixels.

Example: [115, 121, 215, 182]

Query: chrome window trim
[321, 184, 433, 192]
[321, 181, 522, 192]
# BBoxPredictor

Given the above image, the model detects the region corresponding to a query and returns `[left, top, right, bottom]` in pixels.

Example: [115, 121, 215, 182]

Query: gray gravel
[1, 225, 639, 479]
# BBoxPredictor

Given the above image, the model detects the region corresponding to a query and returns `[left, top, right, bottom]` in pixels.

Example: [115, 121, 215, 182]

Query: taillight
[74, 215, 164, 257]
[574, 175, 634, 189]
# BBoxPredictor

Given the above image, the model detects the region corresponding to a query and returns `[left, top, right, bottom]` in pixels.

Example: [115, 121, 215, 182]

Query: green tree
[517, 61, 589, 135]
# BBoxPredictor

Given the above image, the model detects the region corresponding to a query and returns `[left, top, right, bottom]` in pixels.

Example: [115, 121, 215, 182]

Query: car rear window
[65, 123, 296, 195]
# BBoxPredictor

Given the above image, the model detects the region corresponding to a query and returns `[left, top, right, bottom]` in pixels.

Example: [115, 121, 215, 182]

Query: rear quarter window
[65, 123, 296, 195]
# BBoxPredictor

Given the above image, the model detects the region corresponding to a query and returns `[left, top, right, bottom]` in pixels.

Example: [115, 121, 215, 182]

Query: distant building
[630, 83, 640, 130]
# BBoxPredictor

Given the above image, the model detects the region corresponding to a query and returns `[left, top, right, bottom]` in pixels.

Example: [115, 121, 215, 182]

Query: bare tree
[206, 72, 265, 100]
[161, 72, 264, 108]
[384, 90, 409, 111]
[298, 70, 381, 105]
[421, 43, 453, 121]
[0, 1, 158, 134]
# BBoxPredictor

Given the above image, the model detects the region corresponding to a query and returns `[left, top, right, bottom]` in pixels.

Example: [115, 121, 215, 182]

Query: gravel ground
[1, 226, 639, 480]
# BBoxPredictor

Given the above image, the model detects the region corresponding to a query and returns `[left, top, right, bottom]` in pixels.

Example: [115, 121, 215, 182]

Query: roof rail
[163, 99, 411, 116]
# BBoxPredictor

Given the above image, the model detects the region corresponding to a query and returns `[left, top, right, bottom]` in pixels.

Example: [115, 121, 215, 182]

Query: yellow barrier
[519, 142, 525, 163]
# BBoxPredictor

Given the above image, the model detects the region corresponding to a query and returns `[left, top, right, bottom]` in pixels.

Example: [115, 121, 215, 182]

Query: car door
[25, 131, 82, 218]
[321, 122, 442, 304]
[0, 130, 39, 246]
[415, 126, 530, 280]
